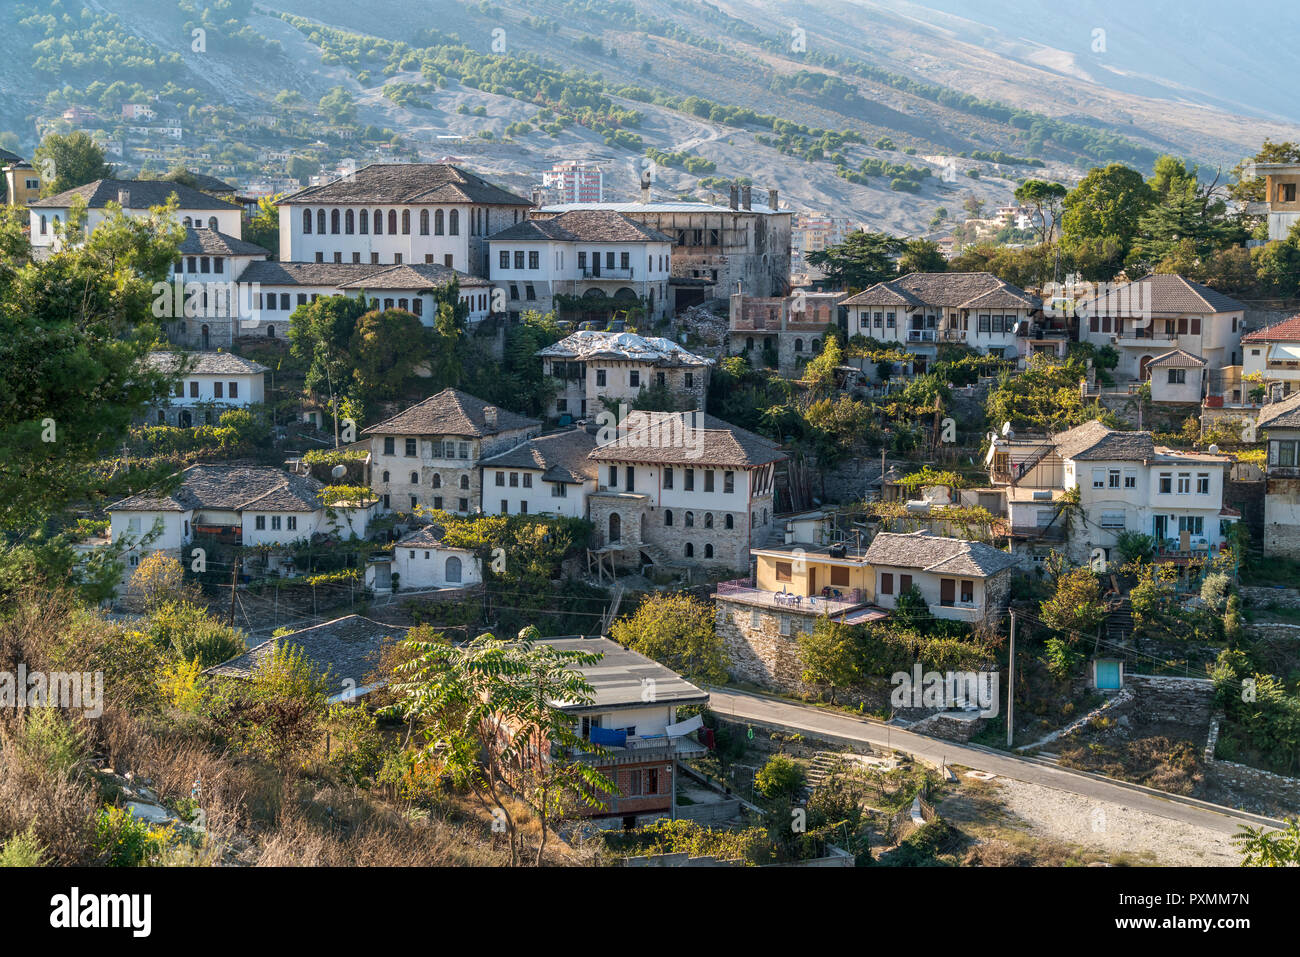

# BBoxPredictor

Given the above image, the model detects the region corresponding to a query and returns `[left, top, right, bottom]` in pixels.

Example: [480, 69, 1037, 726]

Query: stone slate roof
[1119, 273, 1246, 315]
[108, 465, 324, 513]
[395, 525, 457, 549]
[537, 330, 713, 366]
[281, 163, 531, 207]
[1243, 315, 1300, 343]
[1147, 348, 1206, 368]
[864, 530, 1017, 577]
[29, 178, 234, 210]
[362, 388, 540, 437]
[590, 412, 786, 468]
[237, 261, 389, 287]
[177, 226, 269, 257]
[145, 351, 269, 375]
[1051, 420, 1154, 462]
[537, 636, 709, 711]
[336, 262, 489, 290]
[204, 615, 406, 699]
[480, 428, 598, 483]
[488, 209, 673, 244]
[842, 272, 1040, 311]
[1258, 391, 1300, 430]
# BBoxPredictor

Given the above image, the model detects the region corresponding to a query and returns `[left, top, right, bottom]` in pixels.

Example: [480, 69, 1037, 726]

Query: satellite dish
[1001, 421, 1012, 436]
[1208, 444, 1220, 455]
[331, 464, 347, 479]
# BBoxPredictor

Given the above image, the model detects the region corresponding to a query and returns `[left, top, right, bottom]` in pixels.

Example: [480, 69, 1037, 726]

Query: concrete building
[1258, 392, 1300, 558]
[479, 428, 598, 518]
[143, 351, 268, 426]
[1242, 315, 1300, 399]
[842, 272, 1040, 367]
[728, 290, 845, 376]
[2, 152, 40, 208]
[586, 411, 785, 571]
[488, 209, 673, 321]
[362, 389, 541, 516]
[537, 330, 713, 420]
[1249, 162, 1300, 241]
[276, 163, 533, 277]
[534, 185, 792, 306]
[160, 226, 271, 350]
[1146, 349, 1208, 405]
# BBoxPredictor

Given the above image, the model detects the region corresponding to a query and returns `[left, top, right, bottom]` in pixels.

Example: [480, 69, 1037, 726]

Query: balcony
[580, 267, 635, 280]
[715, 579, 864, 616]
[907, 329, 937, 343]
[571, 733, 707, 764]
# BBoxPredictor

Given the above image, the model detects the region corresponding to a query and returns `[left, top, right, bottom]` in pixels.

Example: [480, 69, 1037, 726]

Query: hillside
[1, 0, 1296, 234]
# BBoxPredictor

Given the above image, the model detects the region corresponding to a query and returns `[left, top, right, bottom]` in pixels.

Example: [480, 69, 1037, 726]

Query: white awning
[665, 714, 704, 738]
[1269, 343, 1300, 362]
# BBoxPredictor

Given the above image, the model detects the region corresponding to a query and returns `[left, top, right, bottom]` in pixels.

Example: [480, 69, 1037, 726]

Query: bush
[93, 806, 168, 866]
[754, 755, 805, 800]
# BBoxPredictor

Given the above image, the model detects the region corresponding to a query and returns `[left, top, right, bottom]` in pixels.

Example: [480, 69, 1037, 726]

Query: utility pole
[227, 556, 240, 626]
[1006, 609, 1016, 748]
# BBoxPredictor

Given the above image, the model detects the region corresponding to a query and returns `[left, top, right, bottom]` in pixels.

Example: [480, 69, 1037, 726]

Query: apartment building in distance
[542, 160, 603, 204]
[1249, 162, 1300, 241]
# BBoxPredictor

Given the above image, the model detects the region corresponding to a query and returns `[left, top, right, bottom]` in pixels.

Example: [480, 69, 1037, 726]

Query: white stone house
[159, 226, 271, 350]
[487, 208, 673, 321]
[29, 179, 242, 250]
[276, 163, 533, 277]
[363, 389, 541, 516]
[536, 330, 713, 420]
[391, 525, 482, 591]
[479, 427, 598, 518]
[1146, 349, 1207, 404]
[860, 531, 1016, 626]
[1257, 391, 1300, 558]
[1242, 315, 1300, 399]
[143, 351, 268, 426]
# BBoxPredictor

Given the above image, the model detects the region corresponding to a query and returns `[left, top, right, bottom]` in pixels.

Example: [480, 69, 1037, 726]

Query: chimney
[768, 188, 778, 210]
[639, 167, 652, 204]
[729, 184, 739, 210]
[118, 189, 131, 207]
[740, 185, 752, 210]
[484, 406, 498, 429]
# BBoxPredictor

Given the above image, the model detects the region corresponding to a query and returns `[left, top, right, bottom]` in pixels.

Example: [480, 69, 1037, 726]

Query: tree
[1040, 567, 1106, 641]
[129, 552, 188, 612]
[349, 308, 427, 401]
[32, 131, 113, 196]
[754, 755, 805, 801]
[894, 584, 930, 631]
[1014, 179, 1069, 246]
[798, 618, 859, 703]
[1132, 156, 1242, 268]
[802, 333, 843, 394]
[428, 278, 469, 390]
[318, 86, 357, 124]
[244, 194, 281, 253]
[806, 230, 901, 290]
[1061, 163, 1154, 271]
[391, 626, 615, 865]
[1235, 820, 1300, 866]
[288, 294, 368, 444]
[898, 239, 946, 275]
[609, 593, 726, 682]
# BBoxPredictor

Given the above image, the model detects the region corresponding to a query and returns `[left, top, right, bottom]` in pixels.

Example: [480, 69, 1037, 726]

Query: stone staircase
[806, 751, 846, 789]
[1105, 597, 1134, 645]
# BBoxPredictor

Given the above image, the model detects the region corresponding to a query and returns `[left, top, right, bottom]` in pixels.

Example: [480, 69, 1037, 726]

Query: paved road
[706, 687, 1279, 835]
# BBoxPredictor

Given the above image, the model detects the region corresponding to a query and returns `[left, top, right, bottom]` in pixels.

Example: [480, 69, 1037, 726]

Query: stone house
[478, 427, 598, 518]
[143, 350, 267, 427]
[727, 290, 845, 376]
[1258, 391, 1300, 557]
[363, 389, 541, 516]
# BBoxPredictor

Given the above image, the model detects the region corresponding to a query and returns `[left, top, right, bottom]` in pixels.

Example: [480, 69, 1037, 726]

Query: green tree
[609, 593, 726, 683]
[897, 238, 946, 274]
[349, 307, 427, 401]
[1040, 567, 1106, 641]
[806, 230, 901, 290]
[802, 333, 843, 394]
[32, 131, 113, 196]
[1014, 179, 1068, 245]
[288, 294, 368, 443]
[798, 617, 859, 703]
[244, 194, 281, 253]
[1061, 163, 1154, 271]
[1235, 820, 1300, 866]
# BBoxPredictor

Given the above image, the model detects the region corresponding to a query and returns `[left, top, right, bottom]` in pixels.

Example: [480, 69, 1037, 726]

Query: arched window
[419, 209, 429, 235]
[182, 216, 192, 226]
[331, 209, 340, 234]
[763, 508, 769, 525]
[359, 209, 368, 234]
[401, 209, 410, 235]
[373, 210, 383, 234]
[317, 209, 326, 234]
[267, 325, 276, 338]
[704, 543, 714, 559]
[209, 216, 218, 230]
[724, 514, 734, 529]
[685, 511, 694, 528]
[432, 474, 441, 488]
[39, 215, 47, 234]
[434, 209, 444, 235]
[445, 555, 462, 583]
[812, 338, 821, 352]
[382, 471, 390, 483]
[664, 510, 674, 527]
[345, 209, 354, 234]
[794, 338, 804, 352]
[449, 209, 459, 235]
[302, 209, 312, 233]
[684, 543, 694, 558]
[608, 513, 621, 543]
[459, 475, 469, 489]
[704, 512, 714, 529]
[410, 471, 419, 484]
[387, 210, 397, 234]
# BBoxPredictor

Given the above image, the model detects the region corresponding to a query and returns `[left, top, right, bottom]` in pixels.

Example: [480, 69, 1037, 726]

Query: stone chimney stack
[484, 406, 498, 430]
[740, 185, 752, 210]
[768, 188, 779, 210]
[729, 184, 739, 210]
[639, 167, 652, 204]
[118, 189, 131, 207]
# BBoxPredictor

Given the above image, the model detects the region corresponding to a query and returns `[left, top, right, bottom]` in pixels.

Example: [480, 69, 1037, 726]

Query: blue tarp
[588, 726, 627, 747]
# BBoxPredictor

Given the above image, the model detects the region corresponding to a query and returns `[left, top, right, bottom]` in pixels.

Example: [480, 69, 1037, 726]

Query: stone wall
[590, 493, 773, 572]
[1204, 713, 1300, 809]
[1240, 585, 1300, 608]
[1124, 674, 1215, 726]
[1225, 477, 1266, 542]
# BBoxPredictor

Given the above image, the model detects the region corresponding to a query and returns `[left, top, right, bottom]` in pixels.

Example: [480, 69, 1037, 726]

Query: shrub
[93, 805, 168, 866]
[754, 755, 805, 800]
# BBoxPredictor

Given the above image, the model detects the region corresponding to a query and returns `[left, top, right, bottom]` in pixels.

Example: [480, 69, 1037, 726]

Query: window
[1101, 510, 1126, 529]
[509, 472, 519, 488]
[433, 496, 443, 509]
[704, 512, 713, 529]
[409, 471, 419, 485]
[625, 467, 635, 492]
[255, 516, 266, 530]
[685, 373, 694, 389]
[724, 514, 734, 529]
[596, 369, 606, 387]
[523, 473, 532, 489]
[775, 561, 792, 582]
[684, 469, 695, 491]
[1196, 473, 1210, 494]
[459, 498, 468, 512]
[388, 210, 398, 234]
[704, 470, 715, 492]
[551, 482, 567, 498]
[1092, 468, 1106, 489]
[189, 381, 199, 398]
[514, 251, 525, 270]
[445, 556, 462, 582]
[830, 565, 850, 587]
[528, 250, 539, 270]
[664, 510, 674, 527]
[302, 209, 312, 234]
[880, 572, 894, 595]
[607, 466, 618, 489]
[724, 471, 735, 494]
[1168, 368, 1186, 384]
[1123, 470, 1137, 489]
[434, 209, 444, 235]
[1158, 473, 1172, 494]
[499, 250, 509, 270]
[213, 381, 223, 399]
[1108, 469, 1120, 488]
[1177, 473, 1191, 495]
[317, 209, 326, 234]
[405, 438, 417, 457]
[960, 580, 974, 604]
[384, 437, 395, 455]
[449, 210, 459, 235]
[663, 467, 673, 489]
[459, 475, 469, 489]
[1274, 439, 1299, 468]
[629, 370, 640, 388]
[1179, 515, 1205, 536]
[432, 474, 441, 489]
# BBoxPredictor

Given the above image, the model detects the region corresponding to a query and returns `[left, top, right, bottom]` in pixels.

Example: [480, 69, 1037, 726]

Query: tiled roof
[361, 388, 540, 437]
[1258, 391, 1300, 430]
[841, 272, 1039, 310]
[1051, 420, 1155, 462]
[1243, 315, 1300, 343]
[479, 428, 598, 483]
[336, 262, 489, 290]
[590, 412, 786, 468]
[395, 525, 455, 548]
[145, 351, 269, 375]
[29, 178, 234, 210]
[236, 261, 389, 287]
[864, 530, 1017, 577]
[537, 330, 713, 366]
[177, 226, 269, 257]
[488, 209, 672, 243]
[1147, 348, 1206, 368]
[204, 615, 406, 699]
[281, 163, 531, 206]
[1121, 273, 1246, 315]
[108, 465, 324, 513]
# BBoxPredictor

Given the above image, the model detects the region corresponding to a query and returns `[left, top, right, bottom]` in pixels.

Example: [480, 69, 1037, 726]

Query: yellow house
[3, 158, 41, 208]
